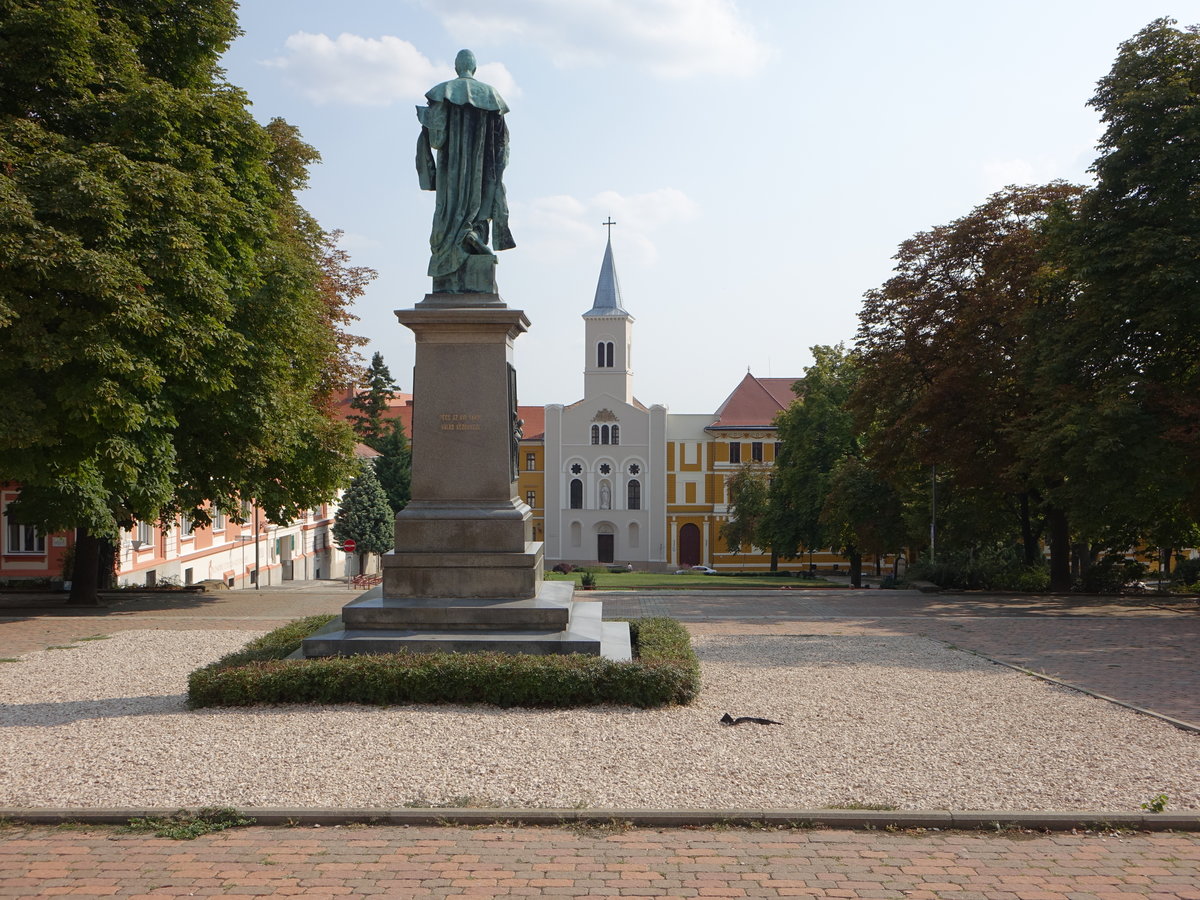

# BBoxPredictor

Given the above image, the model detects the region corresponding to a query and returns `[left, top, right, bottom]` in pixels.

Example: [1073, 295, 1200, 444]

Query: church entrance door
[597, 533, 614, 563]
[678, 523, 701, 567]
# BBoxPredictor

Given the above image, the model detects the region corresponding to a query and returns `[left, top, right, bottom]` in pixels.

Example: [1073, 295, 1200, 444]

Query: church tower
[582, 228, 634, 405]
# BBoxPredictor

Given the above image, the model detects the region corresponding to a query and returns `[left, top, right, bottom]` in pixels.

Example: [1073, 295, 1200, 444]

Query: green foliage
[579, 570, 597, 587]
[125, 807, 253, 840]
[188, 616, 699, 709]
[721, 464, 770, 555]
[1141, 793, 1169, 814]
[332, 465, 394, 558]
[1078, 555, 1147, 594]
[1170, 557, 1200, 585]
[0, 0, 361, 553]
[348, 352, 398, 448]
[372, 419, 411, 515]
[909, 545, 1049, 592]
[205, 614, 337, 670]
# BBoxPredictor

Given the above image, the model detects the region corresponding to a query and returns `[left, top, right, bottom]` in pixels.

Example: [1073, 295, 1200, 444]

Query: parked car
[675, 565, 718, 575]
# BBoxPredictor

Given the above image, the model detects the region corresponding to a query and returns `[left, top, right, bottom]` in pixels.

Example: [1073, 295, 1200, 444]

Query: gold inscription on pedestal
[440, 413, 482, 432]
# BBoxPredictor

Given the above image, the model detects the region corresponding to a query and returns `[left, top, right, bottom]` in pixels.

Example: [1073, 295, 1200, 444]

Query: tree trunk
[1019, 492, 1039, 565]
[1046, 507, 1071, 592]
[769, 550, 778, 572]
[848, 547, 862, 588]
[69, 527, 101, 605]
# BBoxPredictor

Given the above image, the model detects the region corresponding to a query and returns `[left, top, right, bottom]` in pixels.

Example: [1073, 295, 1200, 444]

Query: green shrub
[188, 615, 699, 710]
[1077, 554, 1147, 593]
[1171, 557, 1200, 585]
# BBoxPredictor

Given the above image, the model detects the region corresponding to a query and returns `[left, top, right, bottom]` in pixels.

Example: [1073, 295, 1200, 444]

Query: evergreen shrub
[188, 616, 699, 709]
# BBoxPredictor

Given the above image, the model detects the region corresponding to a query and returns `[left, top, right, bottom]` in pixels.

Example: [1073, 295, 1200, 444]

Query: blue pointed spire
[584, 232, 629, 318]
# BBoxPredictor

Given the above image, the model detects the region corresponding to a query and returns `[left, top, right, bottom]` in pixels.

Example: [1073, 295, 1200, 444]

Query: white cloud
[515, 188, 699, 263]
[424, 0, 768, 78]
[263, 33, 519, 106]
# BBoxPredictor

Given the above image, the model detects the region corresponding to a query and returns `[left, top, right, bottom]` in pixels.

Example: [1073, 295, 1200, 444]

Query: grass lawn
[543, 571, 838, 590]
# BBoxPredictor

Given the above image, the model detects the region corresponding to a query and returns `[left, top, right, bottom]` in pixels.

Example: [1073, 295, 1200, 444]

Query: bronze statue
[416, 49, 515, 293]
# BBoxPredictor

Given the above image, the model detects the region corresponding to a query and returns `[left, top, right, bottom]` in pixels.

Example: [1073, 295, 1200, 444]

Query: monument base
[300, 581, 631, 660]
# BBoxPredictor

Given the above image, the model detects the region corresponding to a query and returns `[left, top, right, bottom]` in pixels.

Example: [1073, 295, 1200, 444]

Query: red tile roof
[708, 373, 800, 429]
[335, 392, 544, 441]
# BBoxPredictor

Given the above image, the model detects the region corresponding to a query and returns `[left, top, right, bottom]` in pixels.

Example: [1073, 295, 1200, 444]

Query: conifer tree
[372, 420, 412, 515]
[348, 353, 398, 449]
[332, 465, 394, 574]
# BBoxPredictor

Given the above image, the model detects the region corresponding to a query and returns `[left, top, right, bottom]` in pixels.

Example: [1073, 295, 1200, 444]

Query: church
[518, 234, 850, 573]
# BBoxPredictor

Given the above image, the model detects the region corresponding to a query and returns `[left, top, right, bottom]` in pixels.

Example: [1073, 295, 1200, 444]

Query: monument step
[342, 580, 573, 630]
[301, 599, 614, 658]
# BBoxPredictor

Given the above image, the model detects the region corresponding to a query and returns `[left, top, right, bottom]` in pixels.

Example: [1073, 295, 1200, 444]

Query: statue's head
[455, 49, 477, 77]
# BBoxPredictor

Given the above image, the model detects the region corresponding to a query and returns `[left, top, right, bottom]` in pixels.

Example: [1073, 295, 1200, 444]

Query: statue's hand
[463, 230, 495, 255]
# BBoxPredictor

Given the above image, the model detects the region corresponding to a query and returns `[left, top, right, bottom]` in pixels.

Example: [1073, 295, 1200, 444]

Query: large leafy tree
[854, 184, 1084, 586]
[0, 0, 362, 601]
[720, 463, 771, 561]
[332, 464, 394, 574]
[771, 346, 903, 587]
[1025, 18, 1200, 567]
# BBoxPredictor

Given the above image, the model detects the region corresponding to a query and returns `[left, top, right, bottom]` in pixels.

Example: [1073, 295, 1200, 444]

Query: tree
[372, 419, 412, 515]
[1025, 19, 1200, 567]
[721, 464, 771, 562]
[771, 346, 903, 587]
[0, 1, 362, 602]
[333, 465, 394, 574]
[854, 183, 1084, 586]
[348, 353, 399, 448]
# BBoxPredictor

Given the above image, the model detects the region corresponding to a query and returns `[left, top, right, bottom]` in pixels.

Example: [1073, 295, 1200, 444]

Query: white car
[675, 565, 718, 575]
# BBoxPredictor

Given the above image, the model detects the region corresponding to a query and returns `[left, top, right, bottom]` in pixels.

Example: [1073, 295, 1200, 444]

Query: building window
[526, 452, 536, 471]
[752, 441, 764, 462]
[212, 508, 225, 532]
[627, 479, 641, 510]
[729, 442, 741, 464]
[591, 424, 600, 445]
[180, 517, 194, 538]
[601, 424, 610, 444]
[5, 519, 45, 554]
[774, 442, 783, 461]
[526, 490, 536, 508]
[629, 463, 640, 475]
[135, 521, 154, 547]
[611, 424, 620, 445]
[599, 462, 611, 475]
[597, 340, 614, 368]
[569, 478, 583, 509]
[570, 462, 583, 475]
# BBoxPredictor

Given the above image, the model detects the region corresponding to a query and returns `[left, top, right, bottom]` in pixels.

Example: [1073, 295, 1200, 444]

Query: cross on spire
[602, 217, 616, 240]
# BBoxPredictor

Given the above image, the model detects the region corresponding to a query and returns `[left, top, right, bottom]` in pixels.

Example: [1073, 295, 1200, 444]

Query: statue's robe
[416, 75, 515, 287]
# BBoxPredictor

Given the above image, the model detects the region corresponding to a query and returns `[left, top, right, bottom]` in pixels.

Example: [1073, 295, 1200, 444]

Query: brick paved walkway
[1, 824, 1198, 899]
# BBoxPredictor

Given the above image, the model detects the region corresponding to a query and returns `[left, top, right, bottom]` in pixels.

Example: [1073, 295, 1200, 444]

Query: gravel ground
[1, 629, 1196, 812]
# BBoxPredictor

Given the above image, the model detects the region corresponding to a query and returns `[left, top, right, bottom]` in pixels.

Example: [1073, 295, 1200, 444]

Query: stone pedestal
[302, 293, 630, 662]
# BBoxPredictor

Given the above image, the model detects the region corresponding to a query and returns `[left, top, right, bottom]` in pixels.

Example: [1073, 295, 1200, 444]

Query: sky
[221, 1, 1188, 412]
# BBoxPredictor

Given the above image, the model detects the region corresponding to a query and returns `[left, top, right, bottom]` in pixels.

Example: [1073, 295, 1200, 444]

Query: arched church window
[597, 341, 615, 368]
[611, 424, 620, 445]
[600, 424, 610, 444]
[570, 462, 583, 475]
[590, 424, 599, 445]
[628, 479, 641, 510]
[569, 478, 583, 509]
[599, 463, 611, 475]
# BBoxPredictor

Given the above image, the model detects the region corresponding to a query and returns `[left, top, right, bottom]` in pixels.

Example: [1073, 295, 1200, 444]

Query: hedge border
[187, 616, 699, 710]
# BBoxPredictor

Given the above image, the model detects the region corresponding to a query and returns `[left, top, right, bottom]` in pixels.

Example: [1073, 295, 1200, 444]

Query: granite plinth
[394, 500, 531, 553]
[381, 542, 544, 600]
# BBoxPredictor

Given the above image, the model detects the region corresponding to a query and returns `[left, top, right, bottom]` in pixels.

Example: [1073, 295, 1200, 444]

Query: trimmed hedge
[187, 616, 699, 709]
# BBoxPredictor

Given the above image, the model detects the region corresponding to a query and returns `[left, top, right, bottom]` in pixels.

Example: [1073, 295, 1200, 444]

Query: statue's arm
[416, 126, 436, 191]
